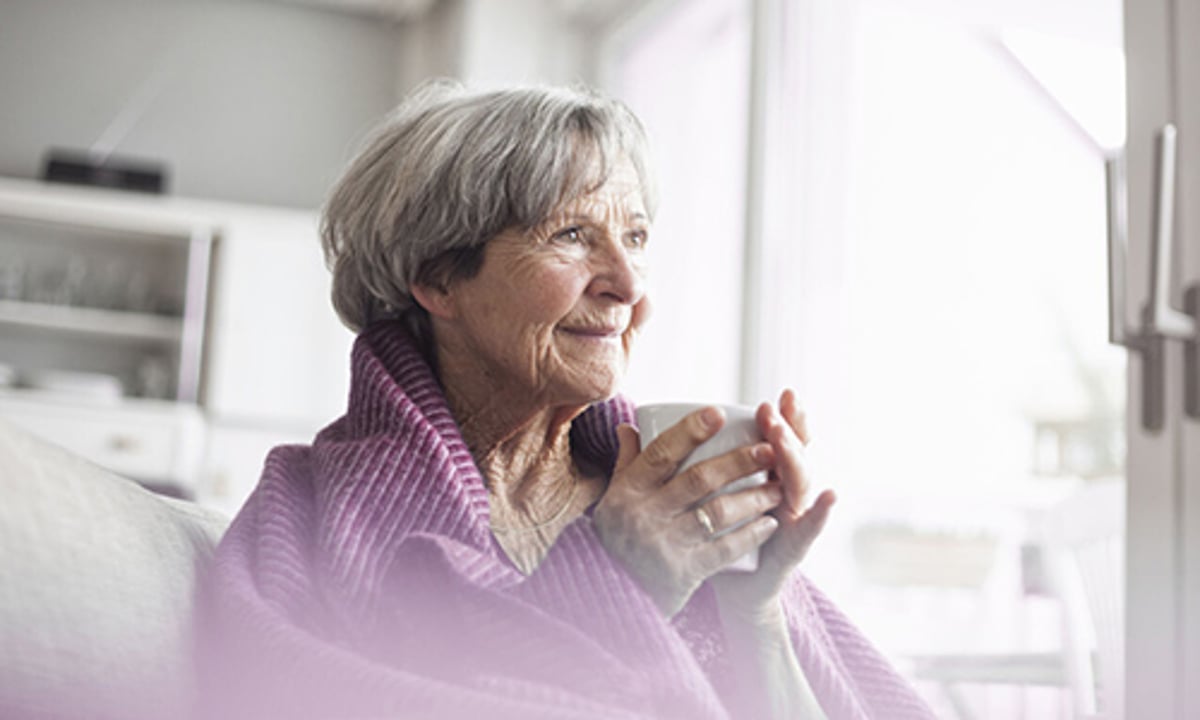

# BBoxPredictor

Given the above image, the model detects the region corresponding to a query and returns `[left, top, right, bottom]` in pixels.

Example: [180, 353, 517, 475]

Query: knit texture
[195, 320, 935, 719]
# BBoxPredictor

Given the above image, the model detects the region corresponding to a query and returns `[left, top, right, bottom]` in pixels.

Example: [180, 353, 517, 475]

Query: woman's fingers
[597, 407, 753, 616]
[613, 424, 642, 476]
[676, 482, 783, 541]
[779, 388, 809, 445]
[697, 514, 780, 575]
[760, 489, 836, 576]
[659, 442, 774, 510]
[601, 399, 823, 617]
[629, 406, 725, 489]
[758, 402, 809, 519]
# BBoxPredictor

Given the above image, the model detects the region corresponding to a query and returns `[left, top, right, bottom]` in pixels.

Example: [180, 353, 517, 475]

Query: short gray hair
[320, 81, 658, 335]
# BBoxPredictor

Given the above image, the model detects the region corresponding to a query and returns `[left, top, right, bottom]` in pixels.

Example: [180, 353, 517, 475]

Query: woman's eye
[552, 226, 586, 244]
[626, 230, 649, 248]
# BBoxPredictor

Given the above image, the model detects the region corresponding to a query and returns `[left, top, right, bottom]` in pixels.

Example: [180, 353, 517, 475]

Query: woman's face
[432, 155, 650, 408]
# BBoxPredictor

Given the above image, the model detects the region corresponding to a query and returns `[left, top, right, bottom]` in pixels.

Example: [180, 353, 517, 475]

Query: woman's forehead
[556, 155, 647, 218]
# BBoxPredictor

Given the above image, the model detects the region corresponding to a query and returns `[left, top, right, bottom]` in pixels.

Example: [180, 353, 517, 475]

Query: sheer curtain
[604, 0, 751, 406]
[604, 0, 1125, 716]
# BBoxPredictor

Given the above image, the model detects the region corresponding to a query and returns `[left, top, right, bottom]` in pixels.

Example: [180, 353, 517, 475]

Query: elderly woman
[197, 83, 934, 720]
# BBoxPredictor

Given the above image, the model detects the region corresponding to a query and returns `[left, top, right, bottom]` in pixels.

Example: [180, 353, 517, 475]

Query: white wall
[457, 0, 590, 88]
[0, 0, 401, 208]
[0, 0, 639, 209]
[395, 0, 609, 96]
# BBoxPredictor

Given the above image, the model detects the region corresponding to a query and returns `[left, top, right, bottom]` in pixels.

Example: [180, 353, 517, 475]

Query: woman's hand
[708, 389, 836, 628]
[593, 406, 785, 617]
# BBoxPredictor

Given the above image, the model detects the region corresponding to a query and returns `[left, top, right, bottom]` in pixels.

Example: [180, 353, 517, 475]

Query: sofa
[0, 418, 230, 719]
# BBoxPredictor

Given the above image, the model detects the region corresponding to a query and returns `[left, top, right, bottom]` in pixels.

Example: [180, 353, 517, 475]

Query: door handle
[1107, 125, 1200, 429]
[1147, 125, 1198, 341]
[1107, 144, 1163, 431]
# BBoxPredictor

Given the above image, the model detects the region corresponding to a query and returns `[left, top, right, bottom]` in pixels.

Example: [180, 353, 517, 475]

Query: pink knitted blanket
[196, 321, 935, 719]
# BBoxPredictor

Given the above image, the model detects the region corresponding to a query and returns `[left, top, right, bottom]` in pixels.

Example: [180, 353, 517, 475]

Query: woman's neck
[466, 405, 577, 513]
[435, 346, 583, 514]
[432, 339, 609, 574]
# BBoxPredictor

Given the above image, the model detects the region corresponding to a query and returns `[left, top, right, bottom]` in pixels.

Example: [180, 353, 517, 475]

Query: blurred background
[0, 0, 1130, 717]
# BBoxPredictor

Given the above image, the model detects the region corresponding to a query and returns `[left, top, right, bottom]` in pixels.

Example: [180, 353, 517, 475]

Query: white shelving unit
[0, 181, 216, 404]
[0, 177, 353, 504]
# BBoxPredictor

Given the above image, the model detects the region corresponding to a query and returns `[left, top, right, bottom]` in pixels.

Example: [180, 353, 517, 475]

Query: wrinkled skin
[417, 155, 833, 619]
[415, 154, 653, 566]
[596, 389, 835, 619]
[418, 157, 651, 438]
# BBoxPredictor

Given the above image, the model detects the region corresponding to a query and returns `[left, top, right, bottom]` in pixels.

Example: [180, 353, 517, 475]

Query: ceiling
[266, 0, 439, 21]
[266, 0, 643, 25]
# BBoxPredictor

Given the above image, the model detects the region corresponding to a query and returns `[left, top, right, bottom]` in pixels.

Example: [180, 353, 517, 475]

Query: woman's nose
[591, 236, 646, 305]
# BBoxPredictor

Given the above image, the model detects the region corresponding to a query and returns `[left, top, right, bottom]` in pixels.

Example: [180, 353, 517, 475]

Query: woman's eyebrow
[554, 214, 592, 225]
[551, 211, 649, 225]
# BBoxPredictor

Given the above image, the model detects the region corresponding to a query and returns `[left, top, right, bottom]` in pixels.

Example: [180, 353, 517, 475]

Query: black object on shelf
[41, 148, 168, 194]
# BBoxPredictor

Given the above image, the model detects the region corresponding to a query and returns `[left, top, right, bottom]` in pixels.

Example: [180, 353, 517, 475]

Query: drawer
[0, 394, 204, 487]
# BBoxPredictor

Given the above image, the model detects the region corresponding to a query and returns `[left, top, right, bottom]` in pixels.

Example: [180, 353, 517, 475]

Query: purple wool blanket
[195, 320, 935, 720]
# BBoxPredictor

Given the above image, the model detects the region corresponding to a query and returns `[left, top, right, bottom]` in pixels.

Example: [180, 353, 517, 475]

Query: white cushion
[0, 417, 229, 719]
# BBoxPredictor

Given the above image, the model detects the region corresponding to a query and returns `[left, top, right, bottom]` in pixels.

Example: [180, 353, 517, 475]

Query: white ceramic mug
[635, 403, 768, 573]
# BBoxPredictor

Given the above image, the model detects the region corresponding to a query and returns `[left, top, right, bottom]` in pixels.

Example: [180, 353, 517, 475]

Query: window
[605, 0, 1126, 716]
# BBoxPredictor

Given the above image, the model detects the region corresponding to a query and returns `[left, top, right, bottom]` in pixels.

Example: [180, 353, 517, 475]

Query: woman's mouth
[558, 325, 623, 341]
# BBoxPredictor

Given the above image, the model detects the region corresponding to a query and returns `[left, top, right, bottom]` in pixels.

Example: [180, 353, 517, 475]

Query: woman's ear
[410, 283, 456, 320]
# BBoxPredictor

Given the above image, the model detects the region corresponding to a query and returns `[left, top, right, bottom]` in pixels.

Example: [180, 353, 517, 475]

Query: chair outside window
[910, 480, 1125, 720]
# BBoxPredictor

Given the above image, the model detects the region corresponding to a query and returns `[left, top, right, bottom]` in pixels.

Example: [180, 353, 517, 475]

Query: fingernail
[701, 407, 722, 429]
[752, 444, 771, 463]
[766, 485, 783, 504]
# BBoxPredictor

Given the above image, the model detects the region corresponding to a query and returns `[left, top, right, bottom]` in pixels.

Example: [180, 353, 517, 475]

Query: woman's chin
[556, 372, 623, 407]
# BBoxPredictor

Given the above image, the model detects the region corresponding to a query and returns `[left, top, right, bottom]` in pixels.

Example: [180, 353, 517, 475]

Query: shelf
[0, 299, 182, 341]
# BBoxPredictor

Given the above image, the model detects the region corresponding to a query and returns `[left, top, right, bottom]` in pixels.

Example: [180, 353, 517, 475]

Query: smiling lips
[559, 324, 624, 340]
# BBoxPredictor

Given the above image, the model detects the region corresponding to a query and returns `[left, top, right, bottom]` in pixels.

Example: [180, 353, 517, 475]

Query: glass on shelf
[3, 250, 181, 318]
[136, 355, 173, 400]
[0, 250, 25, 301]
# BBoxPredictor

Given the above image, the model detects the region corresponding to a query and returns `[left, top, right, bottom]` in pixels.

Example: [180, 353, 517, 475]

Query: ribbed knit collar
[309, 320, 634, 611]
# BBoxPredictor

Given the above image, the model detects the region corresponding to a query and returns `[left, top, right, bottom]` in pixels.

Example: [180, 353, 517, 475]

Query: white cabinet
[203, 208, 352, 426]
[0, 178, 353, 502]
[0, 390, 205, 491]
[197, 205, 353, 508]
